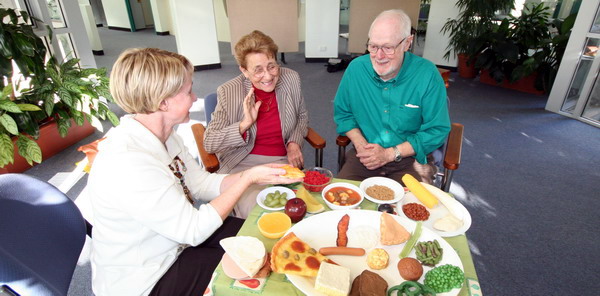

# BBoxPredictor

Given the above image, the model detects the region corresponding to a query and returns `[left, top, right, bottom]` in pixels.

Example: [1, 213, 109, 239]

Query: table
[209, 180, 482, 296]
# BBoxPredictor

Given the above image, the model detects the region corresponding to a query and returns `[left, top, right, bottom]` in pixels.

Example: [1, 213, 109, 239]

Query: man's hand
[239, 88, 260, 134]
[356, 143, 394, 170]
[286, 142, 304, 169]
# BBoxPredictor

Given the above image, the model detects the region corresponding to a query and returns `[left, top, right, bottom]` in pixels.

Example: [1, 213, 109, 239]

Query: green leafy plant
[0, 7, 118, 168]
[441, 0, 514, 61]
[475, 3, 577, 92]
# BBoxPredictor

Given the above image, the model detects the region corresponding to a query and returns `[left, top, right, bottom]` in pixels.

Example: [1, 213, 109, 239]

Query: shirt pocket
[390, 105, 422, 133]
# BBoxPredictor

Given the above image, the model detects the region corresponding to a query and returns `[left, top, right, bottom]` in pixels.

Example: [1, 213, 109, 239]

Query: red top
[248, 87, 287, 156]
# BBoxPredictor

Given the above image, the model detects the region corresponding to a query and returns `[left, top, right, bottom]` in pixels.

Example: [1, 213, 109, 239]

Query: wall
[100, 0, 131, 29]
[305, 0, 339, 59]
[150, 0, 172, 34]
[422, 0, 459, 67]
[214, 0, 306, 43]
[170, 0, 220, 67]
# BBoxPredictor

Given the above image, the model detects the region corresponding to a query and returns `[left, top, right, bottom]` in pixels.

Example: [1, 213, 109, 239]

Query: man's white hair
[368, 9, 412, 40]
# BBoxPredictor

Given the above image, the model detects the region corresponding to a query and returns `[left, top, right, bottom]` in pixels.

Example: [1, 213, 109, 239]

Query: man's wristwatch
[392, 146, 402, 162]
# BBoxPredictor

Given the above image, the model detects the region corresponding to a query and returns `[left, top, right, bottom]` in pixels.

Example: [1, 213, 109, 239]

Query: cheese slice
[219, 236, 266, 277]
[315, 262, 351, 296]
[434, 214, 464, 232]
[380, 212, 410, 245]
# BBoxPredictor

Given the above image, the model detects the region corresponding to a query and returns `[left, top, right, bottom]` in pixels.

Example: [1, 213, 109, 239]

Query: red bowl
[302, 167, 333, 192]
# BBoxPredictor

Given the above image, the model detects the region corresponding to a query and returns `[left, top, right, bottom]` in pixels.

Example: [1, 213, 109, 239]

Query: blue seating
[0, 173, 87, 295]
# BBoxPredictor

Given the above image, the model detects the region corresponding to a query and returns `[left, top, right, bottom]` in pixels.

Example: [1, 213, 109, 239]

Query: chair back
[204, 93, 218, 123]
[0, 173, 86, 295]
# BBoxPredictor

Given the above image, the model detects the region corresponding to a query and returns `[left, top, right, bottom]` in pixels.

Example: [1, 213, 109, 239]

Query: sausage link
[319, 247, 366, 256]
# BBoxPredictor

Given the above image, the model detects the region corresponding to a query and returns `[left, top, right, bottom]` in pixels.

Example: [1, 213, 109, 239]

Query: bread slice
[281, 165, 305, 178]
[380, 212, 410, 245]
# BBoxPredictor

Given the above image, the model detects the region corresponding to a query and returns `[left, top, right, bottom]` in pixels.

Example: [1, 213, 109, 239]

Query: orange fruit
[257, 212, 292, 239]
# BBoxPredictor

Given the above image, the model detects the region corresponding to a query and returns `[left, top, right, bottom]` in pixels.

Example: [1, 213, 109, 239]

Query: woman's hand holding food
[243, 163, 303, 185]
[286, 142, 304, 169]
[239, 88, 260, 134]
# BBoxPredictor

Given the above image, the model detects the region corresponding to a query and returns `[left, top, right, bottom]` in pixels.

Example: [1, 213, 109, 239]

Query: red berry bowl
[302, 167, 333, 192]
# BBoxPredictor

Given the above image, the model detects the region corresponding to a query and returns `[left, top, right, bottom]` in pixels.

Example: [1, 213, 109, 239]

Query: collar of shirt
[116, 115, 183, 166]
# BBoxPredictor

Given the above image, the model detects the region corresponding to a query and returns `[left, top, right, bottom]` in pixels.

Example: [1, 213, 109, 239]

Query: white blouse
[87, 115, 227, 296]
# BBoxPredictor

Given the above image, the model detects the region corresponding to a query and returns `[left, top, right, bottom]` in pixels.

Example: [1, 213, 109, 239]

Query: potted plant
[475, 3, 576, 94]
[441, 0, 514, 78]
[0, 7, 118, 171]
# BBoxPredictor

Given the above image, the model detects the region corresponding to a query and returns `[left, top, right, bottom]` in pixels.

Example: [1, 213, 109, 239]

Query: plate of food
[397, 183, 472, 237]
[360, 177, 405, 204]
[256, 186, 295, 211]
[270, 210, 464, 296]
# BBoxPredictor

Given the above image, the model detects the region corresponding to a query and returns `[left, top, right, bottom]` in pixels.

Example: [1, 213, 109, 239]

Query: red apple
[285, 198, 307, 223]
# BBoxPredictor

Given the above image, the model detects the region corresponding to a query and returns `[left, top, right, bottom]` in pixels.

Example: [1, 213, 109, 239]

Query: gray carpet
[19, 27, 600, 295]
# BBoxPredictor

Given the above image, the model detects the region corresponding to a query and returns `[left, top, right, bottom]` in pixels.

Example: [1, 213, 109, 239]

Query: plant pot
[457, 53, 478, 79]
[0, 119, 95, 174]
[479, 70, 544, 95]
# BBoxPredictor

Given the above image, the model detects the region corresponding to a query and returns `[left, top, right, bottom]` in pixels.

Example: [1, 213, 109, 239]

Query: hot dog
[319, 247, 366, 256]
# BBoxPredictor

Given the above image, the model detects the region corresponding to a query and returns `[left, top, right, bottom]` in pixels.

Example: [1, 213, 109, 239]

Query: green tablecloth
[209, 180, 482, 296]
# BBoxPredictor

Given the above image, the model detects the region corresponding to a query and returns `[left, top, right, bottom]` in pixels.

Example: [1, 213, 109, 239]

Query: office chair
[336, 123, 464, 192]
[192, 93, 327, 173]
[0, 173, 88, 296]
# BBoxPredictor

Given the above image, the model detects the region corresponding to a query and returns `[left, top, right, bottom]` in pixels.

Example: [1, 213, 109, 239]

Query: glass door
[547, 0, 600, 127]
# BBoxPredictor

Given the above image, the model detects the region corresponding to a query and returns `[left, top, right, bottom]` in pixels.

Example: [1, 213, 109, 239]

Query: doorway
[547, 0, 600, 128]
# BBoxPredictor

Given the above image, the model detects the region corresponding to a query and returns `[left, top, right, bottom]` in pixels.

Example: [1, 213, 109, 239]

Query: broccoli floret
[424, 264, 464, 293]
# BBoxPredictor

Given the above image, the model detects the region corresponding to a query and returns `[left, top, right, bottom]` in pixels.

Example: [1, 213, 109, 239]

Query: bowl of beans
[302, 167, 333, 192]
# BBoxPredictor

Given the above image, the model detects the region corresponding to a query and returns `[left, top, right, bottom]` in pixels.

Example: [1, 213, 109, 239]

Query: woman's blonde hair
[234, 30, 278, 69]
[109, 48, 193, 114]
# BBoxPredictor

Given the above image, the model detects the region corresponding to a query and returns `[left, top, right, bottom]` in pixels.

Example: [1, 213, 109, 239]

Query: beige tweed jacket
[203, 67, 309, 173]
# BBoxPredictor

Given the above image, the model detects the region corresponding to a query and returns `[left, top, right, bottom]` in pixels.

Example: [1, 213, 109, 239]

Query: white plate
[285, 210, 464, 296]
[256, 187, 295, 211]
[360, 177, 405, 204]
[397, 183, 472, 237]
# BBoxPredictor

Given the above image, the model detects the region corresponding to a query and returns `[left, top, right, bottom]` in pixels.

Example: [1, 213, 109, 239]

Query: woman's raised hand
[239, 88, 260, 134]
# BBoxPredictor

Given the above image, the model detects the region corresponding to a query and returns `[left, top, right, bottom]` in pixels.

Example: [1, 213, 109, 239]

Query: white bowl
[321, 182, 364, 210]
[256, 186, 295, 211]
[359, 177, 405, 204]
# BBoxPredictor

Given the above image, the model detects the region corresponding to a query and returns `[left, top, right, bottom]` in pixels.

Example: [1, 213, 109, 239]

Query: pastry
[349, 270, 388, 296]
[281, 165, 305, 178]
[315, 262, 351, 296]
[380, 212, 410, 245]
[270, 232, 334, 277]
[366, 248, 389, 270]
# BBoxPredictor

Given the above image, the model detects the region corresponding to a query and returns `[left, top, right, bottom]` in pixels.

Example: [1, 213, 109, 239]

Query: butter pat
[315, 262, 351, 296]
[402, 174, 438, 208]
[434, 214, 464, 232]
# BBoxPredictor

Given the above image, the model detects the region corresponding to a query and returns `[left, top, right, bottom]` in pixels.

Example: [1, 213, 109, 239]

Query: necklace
[259, 93, 275, 112]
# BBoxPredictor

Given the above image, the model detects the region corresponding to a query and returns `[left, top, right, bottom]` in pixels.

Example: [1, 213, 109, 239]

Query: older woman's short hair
[110, 48, 193, 114]
[234, 30, 278, 69]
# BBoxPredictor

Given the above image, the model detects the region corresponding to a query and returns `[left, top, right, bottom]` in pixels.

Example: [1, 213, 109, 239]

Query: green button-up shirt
[333, 53, 450, 164]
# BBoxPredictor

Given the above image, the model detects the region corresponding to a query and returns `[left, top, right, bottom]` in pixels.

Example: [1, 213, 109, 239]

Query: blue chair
[192, 93, 327, 172]
[0, 173, 87, 295]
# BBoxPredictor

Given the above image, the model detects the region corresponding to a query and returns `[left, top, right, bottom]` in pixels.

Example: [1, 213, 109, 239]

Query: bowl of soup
[321, 182, 364, 210]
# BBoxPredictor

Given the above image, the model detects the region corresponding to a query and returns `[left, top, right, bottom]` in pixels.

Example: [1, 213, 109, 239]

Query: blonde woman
[204, 31, 309, 217]
[86, 48, 301, 296]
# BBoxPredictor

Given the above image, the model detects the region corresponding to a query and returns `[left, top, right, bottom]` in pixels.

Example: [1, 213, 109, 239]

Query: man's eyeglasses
[250, 63, 280, 79]
[366, 36, 408, 55]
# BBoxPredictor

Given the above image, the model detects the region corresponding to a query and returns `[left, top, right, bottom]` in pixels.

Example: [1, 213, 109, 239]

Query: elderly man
[333, 9, 450, 184]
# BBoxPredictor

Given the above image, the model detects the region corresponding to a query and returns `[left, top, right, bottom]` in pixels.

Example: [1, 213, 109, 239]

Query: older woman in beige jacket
[204, 31, 309, 218]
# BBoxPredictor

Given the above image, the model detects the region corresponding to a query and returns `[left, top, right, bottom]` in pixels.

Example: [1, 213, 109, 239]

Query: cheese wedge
[219, 236, 266, 278]
[402, 174, 439, 208]
[315, 262, 351, 296]
[296, 187, 325, 213]
[380, 212, 410, 245]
